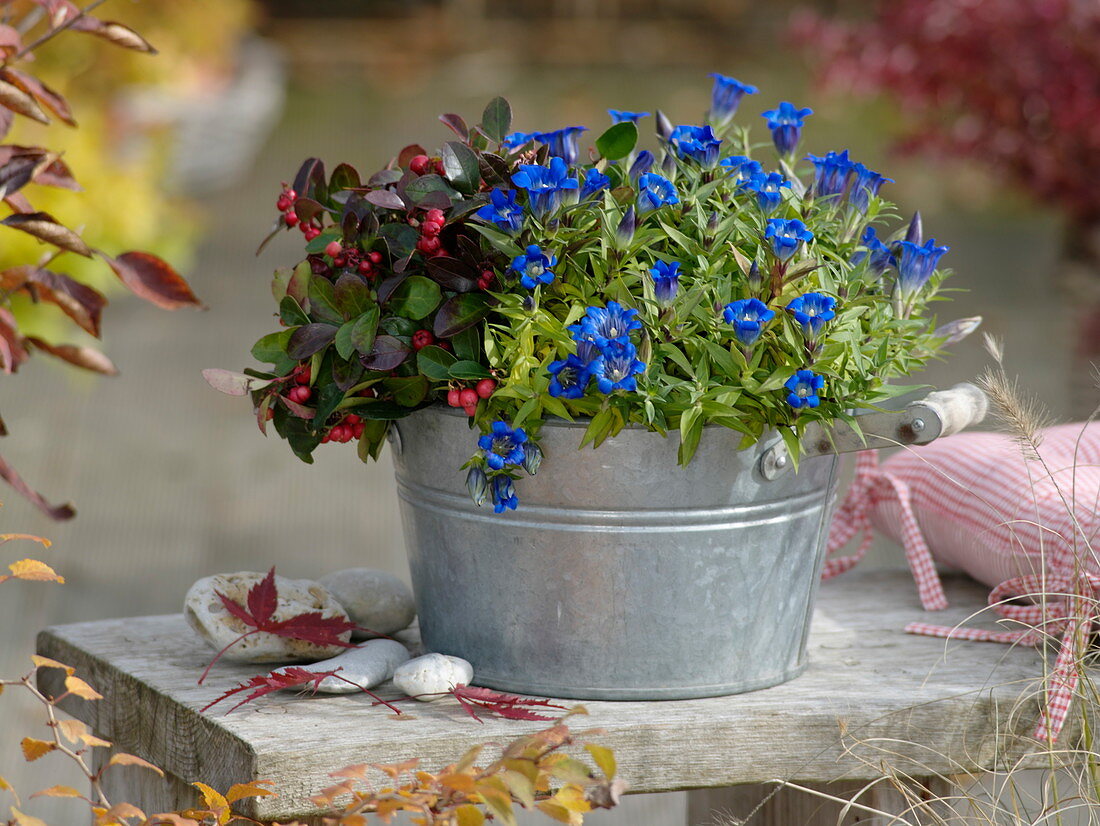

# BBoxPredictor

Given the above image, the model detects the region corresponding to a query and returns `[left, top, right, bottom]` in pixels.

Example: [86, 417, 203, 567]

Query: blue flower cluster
[786, 292, 836, 340]
[806, 150, 892, 212]
[510, 244, 557, 290]
[739, 171, 791, 214]
[649, 260, 681, 306]
[785, 370, 825, 410]
[533, 126, 588, 166]
[511, 157, 578, 218]
[723, 298, 775, 347]
[636, 173, 679, 214]
[478, 420, 529, 471]
[548, 302, 647, 397]
[761, 102, 813, 157]
[765, 218, 814, 261]
[669, 124, 723, 168]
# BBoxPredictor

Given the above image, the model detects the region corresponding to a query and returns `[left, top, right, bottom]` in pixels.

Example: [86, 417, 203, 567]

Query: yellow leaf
[30, 655, 73, 675]
[0, 534, 50, 547]
[31, 785, 82, 799]
[474, 778, 516, 826]
[535, 802, 574, 824]
[101, 802, 146, 822]
[0, 774, 9, 790]
[64, 675, 103, 701]
[20, 738, 55, 762]
[58, 719, 110, 749]
[191, 782, 228, 824]
[551, 785, 591, 814]
[500, 770, 536, 809]
[225, 780, 276, 804]
[501, 758, 539, 784]
[10, 806, 49, 826]
[438, 772, 477, 793]
[584, 743, 617, 779]
[6, 559, 63, 584]
[455, 804, 486, 826]
[453, 744, 483, 773]
[108, 753, 164, 777]
[543, 754, 593, 785]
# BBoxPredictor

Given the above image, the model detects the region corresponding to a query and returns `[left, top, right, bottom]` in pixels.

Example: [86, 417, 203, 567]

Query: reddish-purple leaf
[25, 337, 117, 375]
[439, 113, 469, 142]
[396, 144, 427, 168]
[202, 666, 403, 715]
[102, 251, 204, 310]
[364, 189, 405, 210]
[34, 157, 79, 190]
[71, 16, 156, 53]
[0, 452, 74, 520]
[450, 685, 566, 723]
[0, 69, 75, 126]
[0, 266, 106, 338]
[359, 335, 410, 372]
[0, 74, 48, 124]
[0, 24, 22, 58]
[201, 368, 276, 397]
[1, 211, 90, 256]
[269, 612, 358, 648]
[216, 592, 255, 626]
[0, 307, 27, 373]
[247, 566, 278, 626]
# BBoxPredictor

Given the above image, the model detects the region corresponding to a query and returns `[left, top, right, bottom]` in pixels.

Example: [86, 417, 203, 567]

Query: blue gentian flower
[511, 157, 579, 218]
[708, 73, 758, 124]
[466, 466, 489, 507]
[629, 150, 655, 181]
[475, 188, 525, 234]
[636, 173, 679, 214]
[739, 171, 791, 214]
[720, 155, 763, 185]
[761, 102, 813, 157]
[806, 150, 855, 200]
[616, 206, 637, 247]
[785, 369, 825, 410]
[502, 132, 536, 151]
[590, 340, 646, 394]
[723, 298, 775, 347]
[609, 109, 649, 124]
[894, 238, 949, 297]
[478, 421, 529, 471]
[765, 218, 813, 262]
[649, 260, 681, 305]
[569, 301, 642, 348]
[491, 475, 519, 513]
[547, 354, 591, 399]
[580, 167, 611, 200]
[510, 244, 557, 290]
[786, 292, 837, 339]
[850, 162, 893, 213]
[852, 226, 894, 275]
[668, 124, 723, 168]
[534, 126, 588, 166]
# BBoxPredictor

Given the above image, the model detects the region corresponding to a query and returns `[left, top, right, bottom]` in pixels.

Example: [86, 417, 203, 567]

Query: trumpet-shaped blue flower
[580, 167, 611, 200]
[636, 173, 679, 214]
[723, 298, 775, 347]
[511, 156, 579, 218]
[806, 150, 855, 200]
[894, 238, 949, 297]
[547, 353, 592, 399]
[786, 292, 836, 339]
[850, 162, 893, 213]
[590, 340, 646, 394]
[761, 102, 813, 157]
[534, 126, 588, 166]
[785, 369, 825, 409]
[475, 188, 525, 234]
[765, 218, 813, 262]
[720, 155, 763, 185]
[502, 132, 536, 151]
[739, 171, 791, 214]
[491, 475, 519, 513]
[569, 301, 642, 348]
[478, 421, 529, 471]
[649, 260, 681, 305]
[669, 124, 723, 168]
[511, 244, 557, 290]
[609, 109, 649, 124]
[708, 73, 758, 124]
[852, 226, 894, 275]
[629, 150, 655, 181]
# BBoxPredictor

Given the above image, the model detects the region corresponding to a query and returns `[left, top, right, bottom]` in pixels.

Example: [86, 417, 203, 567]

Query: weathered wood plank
[36, 571, 1059, 822]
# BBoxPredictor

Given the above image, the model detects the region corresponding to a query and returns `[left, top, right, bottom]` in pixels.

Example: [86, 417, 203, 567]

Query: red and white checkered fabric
[823, 422, 1100, 741]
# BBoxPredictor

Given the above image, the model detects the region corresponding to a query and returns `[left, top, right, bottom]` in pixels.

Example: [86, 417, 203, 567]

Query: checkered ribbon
[825, 450, 1095, 742]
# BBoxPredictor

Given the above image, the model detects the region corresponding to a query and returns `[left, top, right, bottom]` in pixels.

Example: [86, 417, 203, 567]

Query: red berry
[321, 433, 330, 444]
[288, 386, 311, 404]
[294, 364, 311, 385]
[447, 388, 461, 407]
[286, 188, 298, 200]
[476, 378, 497, 399]
[276, 195, 291, 211]
[433, 159, 446, 176]
[417, 236, 441, 255]
[420, 220, 442, 237]
[353, 423, 364, 439]
[409, 154, 431, 175]
[463, 403, 477, 417]
[325, 240, 343, 258]
[426, 208, 446, 225]
[284, 211, 300, 227]
[344, 413, 361, 425]
[412, 330, 435, 351]
[358, 387, 376, 398]
[369, 251, 383, 264]
[358, 260, 373, 275]
[459, 388, 478, 408]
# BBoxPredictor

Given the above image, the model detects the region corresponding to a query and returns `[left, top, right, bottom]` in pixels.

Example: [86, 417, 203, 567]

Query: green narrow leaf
[416, 345, 457, 380]
[448, 360, 491, 380]
[595, 121, 637, 160]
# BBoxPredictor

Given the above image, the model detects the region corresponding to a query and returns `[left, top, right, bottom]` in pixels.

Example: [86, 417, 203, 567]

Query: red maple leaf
[198, 566, 359, 684]
[201, 666, 403, 715]
[449, 685, 566, 723]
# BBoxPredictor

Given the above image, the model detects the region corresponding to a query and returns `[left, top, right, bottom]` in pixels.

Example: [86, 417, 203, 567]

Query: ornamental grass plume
[208, 73, 966, 512]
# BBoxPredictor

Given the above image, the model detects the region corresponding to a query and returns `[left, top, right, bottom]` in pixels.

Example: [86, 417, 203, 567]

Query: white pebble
[392, 653, 474, 701]
[279, 639, 411, 693]
[318, 568, 417, 638]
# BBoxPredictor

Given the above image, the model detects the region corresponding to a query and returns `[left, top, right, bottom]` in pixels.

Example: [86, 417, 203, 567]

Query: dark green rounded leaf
[479, 96, 512, 144]
[434, 293, 491, 338]
[387, 275, 442, 320]
[595, 122, 638, 161]
[448, 360, 491, 380]
[441, 141, 480, 194]
[251, 329, 293, 364]
[384, 375, 430, 407]
[416, 345, 457, 381]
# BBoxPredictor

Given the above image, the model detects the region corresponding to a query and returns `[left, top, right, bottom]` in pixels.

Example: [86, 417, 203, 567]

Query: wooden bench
[36, 570, 1058, 825]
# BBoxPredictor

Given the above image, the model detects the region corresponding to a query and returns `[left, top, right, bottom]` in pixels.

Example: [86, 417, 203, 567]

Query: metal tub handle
[760, 383, 988, 480]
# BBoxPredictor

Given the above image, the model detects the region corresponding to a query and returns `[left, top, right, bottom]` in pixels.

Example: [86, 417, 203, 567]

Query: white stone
[184, 571, 351, 663]
[317, 568, 416, 638]
[278, 639, 411, 694]
[392, 653, 474, 701]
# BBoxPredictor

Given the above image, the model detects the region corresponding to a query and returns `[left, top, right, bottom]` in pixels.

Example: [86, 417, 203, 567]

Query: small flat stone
[184, 571, 351, 664]
[280, 639, 411, 694]
[318, 568, 417, 638]
[392, 653, 474, 701]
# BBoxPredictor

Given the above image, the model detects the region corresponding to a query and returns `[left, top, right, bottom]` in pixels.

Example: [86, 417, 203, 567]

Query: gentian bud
[655, 109, 674, 141]
[466, 466, 489, 507]
[628, 150, 654, 181]
[616, 206, 637, 247]
[748, 260, 762, 291]
[521, 442, 543, 475]
[905, 211, 923, 245]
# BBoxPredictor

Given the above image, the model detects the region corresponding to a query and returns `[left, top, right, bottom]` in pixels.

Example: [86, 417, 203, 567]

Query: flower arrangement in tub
[208, 73, 960, 513]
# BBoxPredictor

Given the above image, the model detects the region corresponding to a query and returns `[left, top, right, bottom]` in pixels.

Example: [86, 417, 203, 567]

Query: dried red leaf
[25, 337, 117, 375]
[0, 211, 90, 256]
[199, 567, 357, 684]
[71, 17, 157, 54]
[0, 24, 22, 59]
[0, 452, 75, 520]
[101, 251, 204, 310]
[1, 266, 107, 337]
[450, 685, 566, 723]
[0, 306, 27, 373]
[201, 666, 403, 716]
[0, 69, 75, 127]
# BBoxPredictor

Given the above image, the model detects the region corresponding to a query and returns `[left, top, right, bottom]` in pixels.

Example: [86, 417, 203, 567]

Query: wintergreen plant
[207, 74, 955, 513]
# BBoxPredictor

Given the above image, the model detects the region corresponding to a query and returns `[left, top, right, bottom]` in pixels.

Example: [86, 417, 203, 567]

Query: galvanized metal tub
[390, 406, 841, 700]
